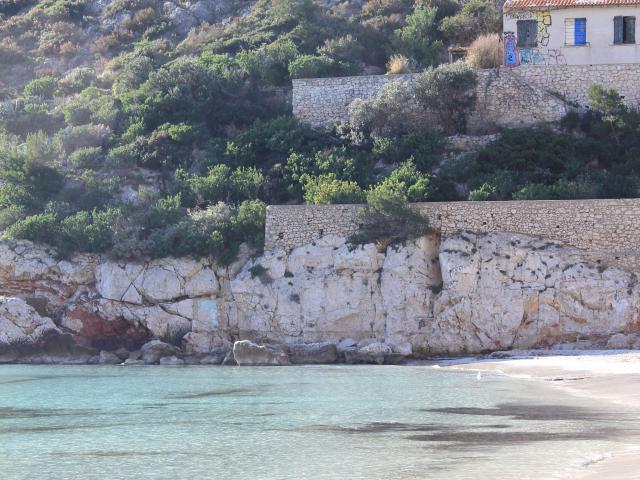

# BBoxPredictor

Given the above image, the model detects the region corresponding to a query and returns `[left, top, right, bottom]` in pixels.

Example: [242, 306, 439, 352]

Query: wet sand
[439, 351, 640, 479]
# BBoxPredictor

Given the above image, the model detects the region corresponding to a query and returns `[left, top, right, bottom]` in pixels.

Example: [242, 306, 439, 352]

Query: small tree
[588, 84, 626, 144]
[414, 62, 478, 134]
[392, 4, 443, 68]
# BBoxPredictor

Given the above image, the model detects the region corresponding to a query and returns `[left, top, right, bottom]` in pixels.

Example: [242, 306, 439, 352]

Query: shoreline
[436, 351, 640, 479]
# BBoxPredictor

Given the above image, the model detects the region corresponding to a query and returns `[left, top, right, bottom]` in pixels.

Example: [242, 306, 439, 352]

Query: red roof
[504, 0, 640, 9]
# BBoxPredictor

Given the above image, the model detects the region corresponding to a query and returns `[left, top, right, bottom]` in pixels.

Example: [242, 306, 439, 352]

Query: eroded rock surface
[1, 230, 640, 363]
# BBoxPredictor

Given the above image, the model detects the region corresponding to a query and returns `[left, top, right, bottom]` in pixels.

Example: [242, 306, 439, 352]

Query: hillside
[0, 0, 639, 262]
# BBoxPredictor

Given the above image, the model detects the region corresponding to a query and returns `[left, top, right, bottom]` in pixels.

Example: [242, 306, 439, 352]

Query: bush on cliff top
[350, 160, 432, 249]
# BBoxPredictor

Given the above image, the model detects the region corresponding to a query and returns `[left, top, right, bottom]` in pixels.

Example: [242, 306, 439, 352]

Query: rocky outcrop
[288, 342, 338, 364]
[0, 297, 61, 359]
[1, 229, 640, 364]
[232, 340, 290, 366]
[140, 340, 181, 364]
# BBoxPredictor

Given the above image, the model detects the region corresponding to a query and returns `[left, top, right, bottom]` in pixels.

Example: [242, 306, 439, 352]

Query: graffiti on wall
[519, 48, 567, 65]
[519, 48, 545, 65]
[504, 32, 519, 67]
[536, 10, 552, 46]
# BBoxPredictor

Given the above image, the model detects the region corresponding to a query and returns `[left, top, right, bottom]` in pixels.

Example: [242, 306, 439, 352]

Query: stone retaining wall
[292, 64, 640, 129]
[265, 199, 640, 270]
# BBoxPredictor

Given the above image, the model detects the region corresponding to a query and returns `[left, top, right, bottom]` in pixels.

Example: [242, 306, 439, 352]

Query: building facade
[503, 0, 640, 65]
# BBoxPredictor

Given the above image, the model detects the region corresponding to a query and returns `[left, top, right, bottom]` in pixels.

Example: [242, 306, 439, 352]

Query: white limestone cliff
[1, 231, 639, 363]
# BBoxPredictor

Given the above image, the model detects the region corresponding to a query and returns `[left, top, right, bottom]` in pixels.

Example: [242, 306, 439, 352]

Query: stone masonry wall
[265, 199, 640, 271]
[292, 64, 640, 129]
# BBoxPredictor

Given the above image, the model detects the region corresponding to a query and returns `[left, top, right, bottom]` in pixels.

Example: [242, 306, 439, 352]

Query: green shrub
[142, 199, 266, 264]
[58, 207, 122, 255]
[348, 80, 414, 138]
[288, 55, 337, 79]
[0, 205, 24, 230]
[62, 87, 119, 128]
[188, 165, 263, 204]
[23, 76, 59, 99]
[224, 116, 330, 168]
[468, 183, 497, 201]
[303, 175, 365, 204]
[317, 35, 365, 65]
[512, 178, 595, 200]
[2, 212, 59, 244]
[238, 38, 299, 85]
[383, 160, 432, 202]
[40, 0, 89, 20]
[132, 122, 202, 170]
[68, 147, 103, 169]
[2, 106, 65, 137]
[148, 193, 183, 229]
[372, 131, 444, 170]
[350, 178, 431, 249]
[107, 142, 138, 167]
[414, 62, 478, 134]
[118, 56, 248, 132]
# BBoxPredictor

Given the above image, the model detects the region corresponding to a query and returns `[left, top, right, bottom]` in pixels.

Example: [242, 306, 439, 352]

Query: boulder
[391, 342, 413, 357]
[123, 358, 145, 366]
[0, 297, 62, 356]
[606, 333, 637, 350]
[288, 343, 337, 364]
[140, 340, 180, 363]
[98, 350, 121, 365]
[113, 347, 130, 361]
[344, 342, 392, 365]
[232, 340, 290, 366]
[159, 356, 185, 365]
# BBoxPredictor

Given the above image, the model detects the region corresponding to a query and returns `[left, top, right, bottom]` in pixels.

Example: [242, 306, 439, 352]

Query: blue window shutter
[614, 16, 624, 44]
[575, 18, 586, 45]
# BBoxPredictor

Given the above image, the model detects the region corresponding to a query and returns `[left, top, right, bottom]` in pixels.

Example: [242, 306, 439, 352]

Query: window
[517, 20, 538, 48]
[614, 16, 636, 44]
[565, 18, 587, 45]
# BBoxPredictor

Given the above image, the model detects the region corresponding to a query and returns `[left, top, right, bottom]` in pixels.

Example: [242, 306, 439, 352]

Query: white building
[503, 0, 640, 65]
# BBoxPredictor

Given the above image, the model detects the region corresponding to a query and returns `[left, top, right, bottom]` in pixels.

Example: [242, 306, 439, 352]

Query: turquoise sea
[1, 364, 639, 480]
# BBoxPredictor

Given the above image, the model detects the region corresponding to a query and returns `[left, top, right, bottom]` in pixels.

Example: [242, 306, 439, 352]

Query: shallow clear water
[1, 365, 639, 480]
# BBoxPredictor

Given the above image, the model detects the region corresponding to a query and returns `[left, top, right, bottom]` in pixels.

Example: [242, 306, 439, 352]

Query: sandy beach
[441, 351, 640, 479]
